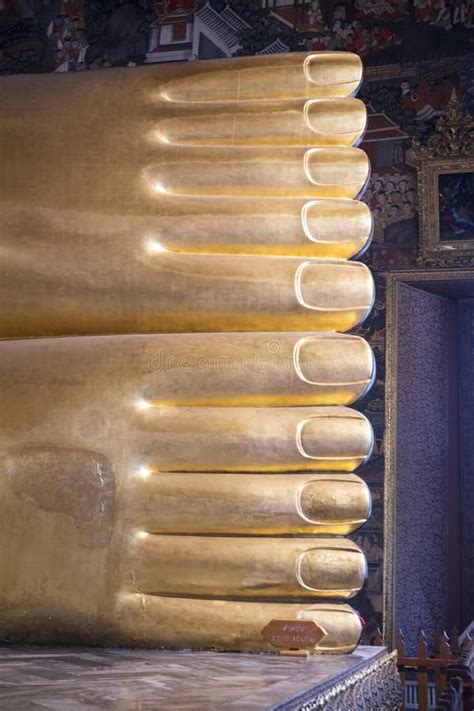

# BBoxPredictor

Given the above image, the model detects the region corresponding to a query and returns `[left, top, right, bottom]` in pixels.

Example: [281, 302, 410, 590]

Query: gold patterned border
[384, 268, 474, 649]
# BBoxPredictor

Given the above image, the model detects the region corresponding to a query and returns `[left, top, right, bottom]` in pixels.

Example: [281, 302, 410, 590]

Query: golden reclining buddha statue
[0, 51, 374, 653]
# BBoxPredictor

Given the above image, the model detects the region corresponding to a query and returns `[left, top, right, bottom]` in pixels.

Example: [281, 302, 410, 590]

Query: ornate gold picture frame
[414, 94, 474, 267]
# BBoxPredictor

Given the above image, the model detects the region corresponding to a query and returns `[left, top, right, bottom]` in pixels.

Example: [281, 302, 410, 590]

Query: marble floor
[0, 645, 384, 710]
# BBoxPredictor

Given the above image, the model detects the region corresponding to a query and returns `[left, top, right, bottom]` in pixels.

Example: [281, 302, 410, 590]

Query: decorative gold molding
[416, 254, 474, 268]
[413, 94, 474, 265]
[384, 269, 474, 650]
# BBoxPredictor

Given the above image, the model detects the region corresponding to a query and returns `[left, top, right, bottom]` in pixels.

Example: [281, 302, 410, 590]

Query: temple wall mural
[1, 0, 474, 636]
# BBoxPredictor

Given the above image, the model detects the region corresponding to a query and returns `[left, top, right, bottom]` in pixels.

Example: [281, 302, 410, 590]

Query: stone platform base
[0, 644, 402, 710]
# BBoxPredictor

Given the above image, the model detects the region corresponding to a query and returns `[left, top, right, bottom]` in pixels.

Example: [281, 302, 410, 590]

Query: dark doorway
[385, 271, 474, 650]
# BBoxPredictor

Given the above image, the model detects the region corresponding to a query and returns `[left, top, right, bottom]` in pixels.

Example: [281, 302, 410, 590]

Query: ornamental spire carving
[413, 92, 474, 161]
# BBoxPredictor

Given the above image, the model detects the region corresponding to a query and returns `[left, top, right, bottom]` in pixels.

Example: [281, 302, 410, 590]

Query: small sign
[262, 619, 327, 651]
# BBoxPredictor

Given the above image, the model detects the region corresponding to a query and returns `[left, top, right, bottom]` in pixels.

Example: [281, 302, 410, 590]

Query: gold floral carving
[413, 93, 474, 265]
[412, 92, 474, 162]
